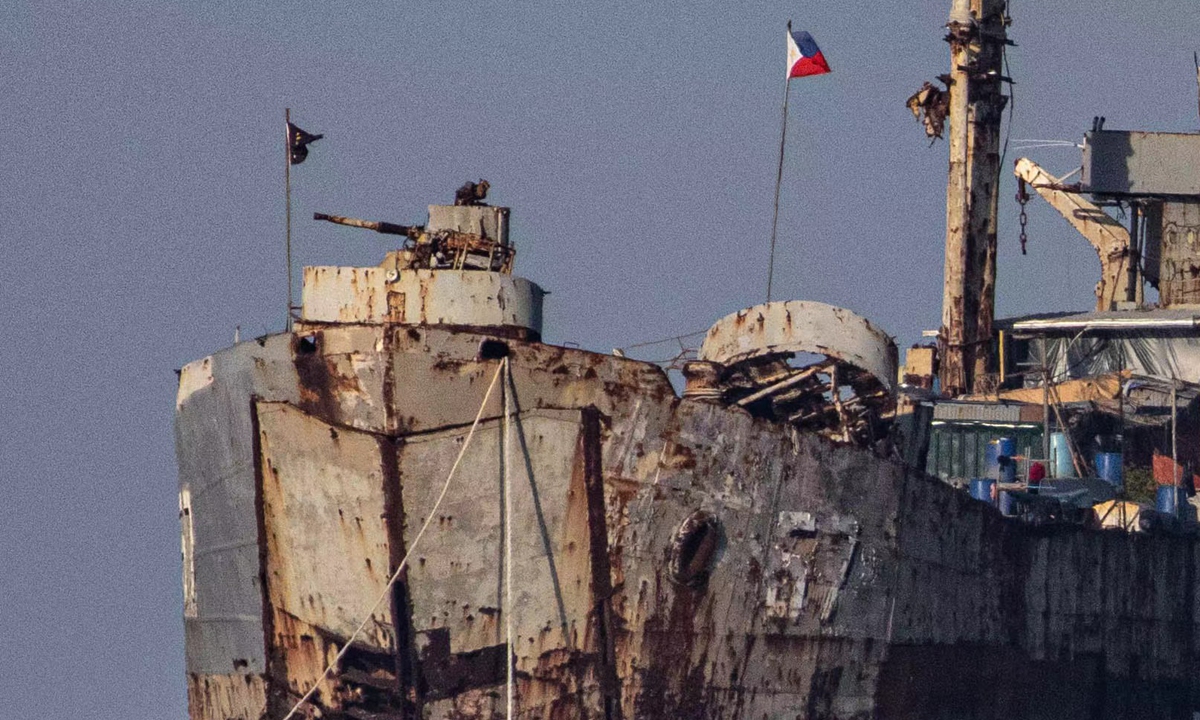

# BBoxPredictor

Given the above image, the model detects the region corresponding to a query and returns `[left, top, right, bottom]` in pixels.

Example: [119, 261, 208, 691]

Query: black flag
[288, 122, 323, 165]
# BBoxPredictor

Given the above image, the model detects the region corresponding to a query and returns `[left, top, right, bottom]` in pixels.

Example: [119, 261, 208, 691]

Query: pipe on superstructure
[1011, 317, 1200, 333]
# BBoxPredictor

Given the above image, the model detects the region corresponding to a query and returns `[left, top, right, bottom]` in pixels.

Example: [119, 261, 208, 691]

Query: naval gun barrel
[313, 212, 422, 238]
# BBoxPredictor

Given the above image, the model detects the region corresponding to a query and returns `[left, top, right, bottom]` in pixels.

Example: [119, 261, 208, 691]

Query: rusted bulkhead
[178, 309, 1200, 720]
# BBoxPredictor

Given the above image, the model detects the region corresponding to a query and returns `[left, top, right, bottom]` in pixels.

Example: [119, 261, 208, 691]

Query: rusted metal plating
[179, 316, 1200, 720]
[690, 301, 898, 445]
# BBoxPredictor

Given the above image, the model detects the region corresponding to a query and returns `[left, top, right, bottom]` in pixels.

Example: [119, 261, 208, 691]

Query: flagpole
[767, 73, 792, 303]
[285, 107, 293, 332]
[769, 21, 830, 303]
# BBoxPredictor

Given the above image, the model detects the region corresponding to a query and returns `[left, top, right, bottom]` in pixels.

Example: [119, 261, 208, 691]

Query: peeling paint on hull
[176, 325, 1200, 719]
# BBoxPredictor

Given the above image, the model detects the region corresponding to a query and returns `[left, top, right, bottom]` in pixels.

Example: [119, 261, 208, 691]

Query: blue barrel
[1051, 432, 1075, 478]
[998, 490, 1018, 516]
[1095, 452, 1123, 489]
[1156, 485, 1187, 514]
[969, 478, 996, 504]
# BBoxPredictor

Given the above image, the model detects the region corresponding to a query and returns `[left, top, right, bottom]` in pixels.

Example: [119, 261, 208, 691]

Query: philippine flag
[787, 27, 831, 79]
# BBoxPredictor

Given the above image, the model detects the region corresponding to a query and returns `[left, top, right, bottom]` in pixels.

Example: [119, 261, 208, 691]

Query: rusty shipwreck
[175, 3, 1200, 718]
[177, 194, 1200, 720]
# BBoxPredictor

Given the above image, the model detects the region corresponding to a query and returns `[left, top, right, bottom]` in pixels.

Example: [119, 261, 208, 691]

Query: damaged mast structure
[939, 0, 1010, 397]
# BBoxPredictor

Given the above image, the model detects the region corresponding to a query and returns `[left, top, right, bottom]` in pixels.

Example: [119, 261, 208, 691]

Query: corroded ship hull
[176, 311, 1200, 720]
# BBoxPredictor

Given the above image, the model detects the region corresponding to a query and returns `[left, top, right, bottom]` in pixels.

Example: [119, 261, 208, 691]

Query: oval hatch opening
[669, 511, 723, 588]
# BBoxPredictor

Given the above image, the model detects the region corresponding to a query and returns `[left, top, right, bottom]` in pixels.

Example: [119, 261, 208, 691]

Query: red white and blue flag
[787, 27, 831, 79]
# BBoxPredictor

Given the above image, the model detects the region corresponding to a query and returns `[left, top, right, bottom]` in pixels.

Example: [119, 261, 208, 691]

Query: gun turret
[314, 205, 517, 275]
[313, 212, 422, 238]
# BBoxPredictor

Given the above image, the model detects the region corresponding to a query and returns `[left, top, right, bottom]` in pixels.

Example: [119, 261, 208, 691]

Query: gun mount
[299, 198, 540, 337]
[313, 203, 515, 274]
[313, 212, 421, 238]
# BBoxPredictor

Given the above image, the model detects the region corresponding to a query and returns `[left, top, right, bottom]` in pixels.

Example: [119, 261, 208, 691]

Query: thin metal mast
[768, 72, 793, 303]
[285, 107, 294, 332]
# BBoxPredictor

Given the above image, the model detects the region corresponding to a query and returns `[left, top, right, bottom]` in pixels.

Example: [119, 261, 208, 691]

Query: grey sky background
[2, 1, 1197, 716]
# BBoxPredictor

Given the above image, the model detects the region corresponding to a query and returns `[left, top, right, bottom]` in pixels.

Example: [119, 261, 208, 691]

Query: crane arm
[1014, 157, 1132, 311]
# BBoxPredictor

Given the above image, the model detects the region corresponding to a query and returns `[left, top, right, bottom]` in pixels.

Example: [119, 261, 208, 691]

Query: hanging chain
[1016, 177, 1029, 255]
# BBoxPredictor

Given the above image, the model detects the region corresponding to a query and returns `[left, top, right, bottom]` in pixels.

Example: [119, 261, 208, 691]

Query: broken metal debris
[905, 78, 951, 140]
[689, 300, 898, 445]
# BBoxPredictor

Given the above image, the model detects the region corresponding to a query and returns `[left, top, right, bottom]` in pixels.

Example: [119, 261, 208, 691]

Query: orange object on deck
[1153, 452, 1197, 487]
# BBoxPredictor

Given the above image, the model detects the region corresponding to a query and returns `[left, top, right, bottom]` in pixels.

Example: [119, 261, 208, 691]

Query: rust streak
[250, 398, 287, 718]
[582, 406, 623, 720]
[379, 433, 420, 718]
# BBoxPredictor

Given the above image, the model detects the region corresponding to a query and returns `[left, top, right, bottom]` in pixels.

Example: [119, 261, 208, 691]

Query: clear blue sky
[2, 1, 1196, 716]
